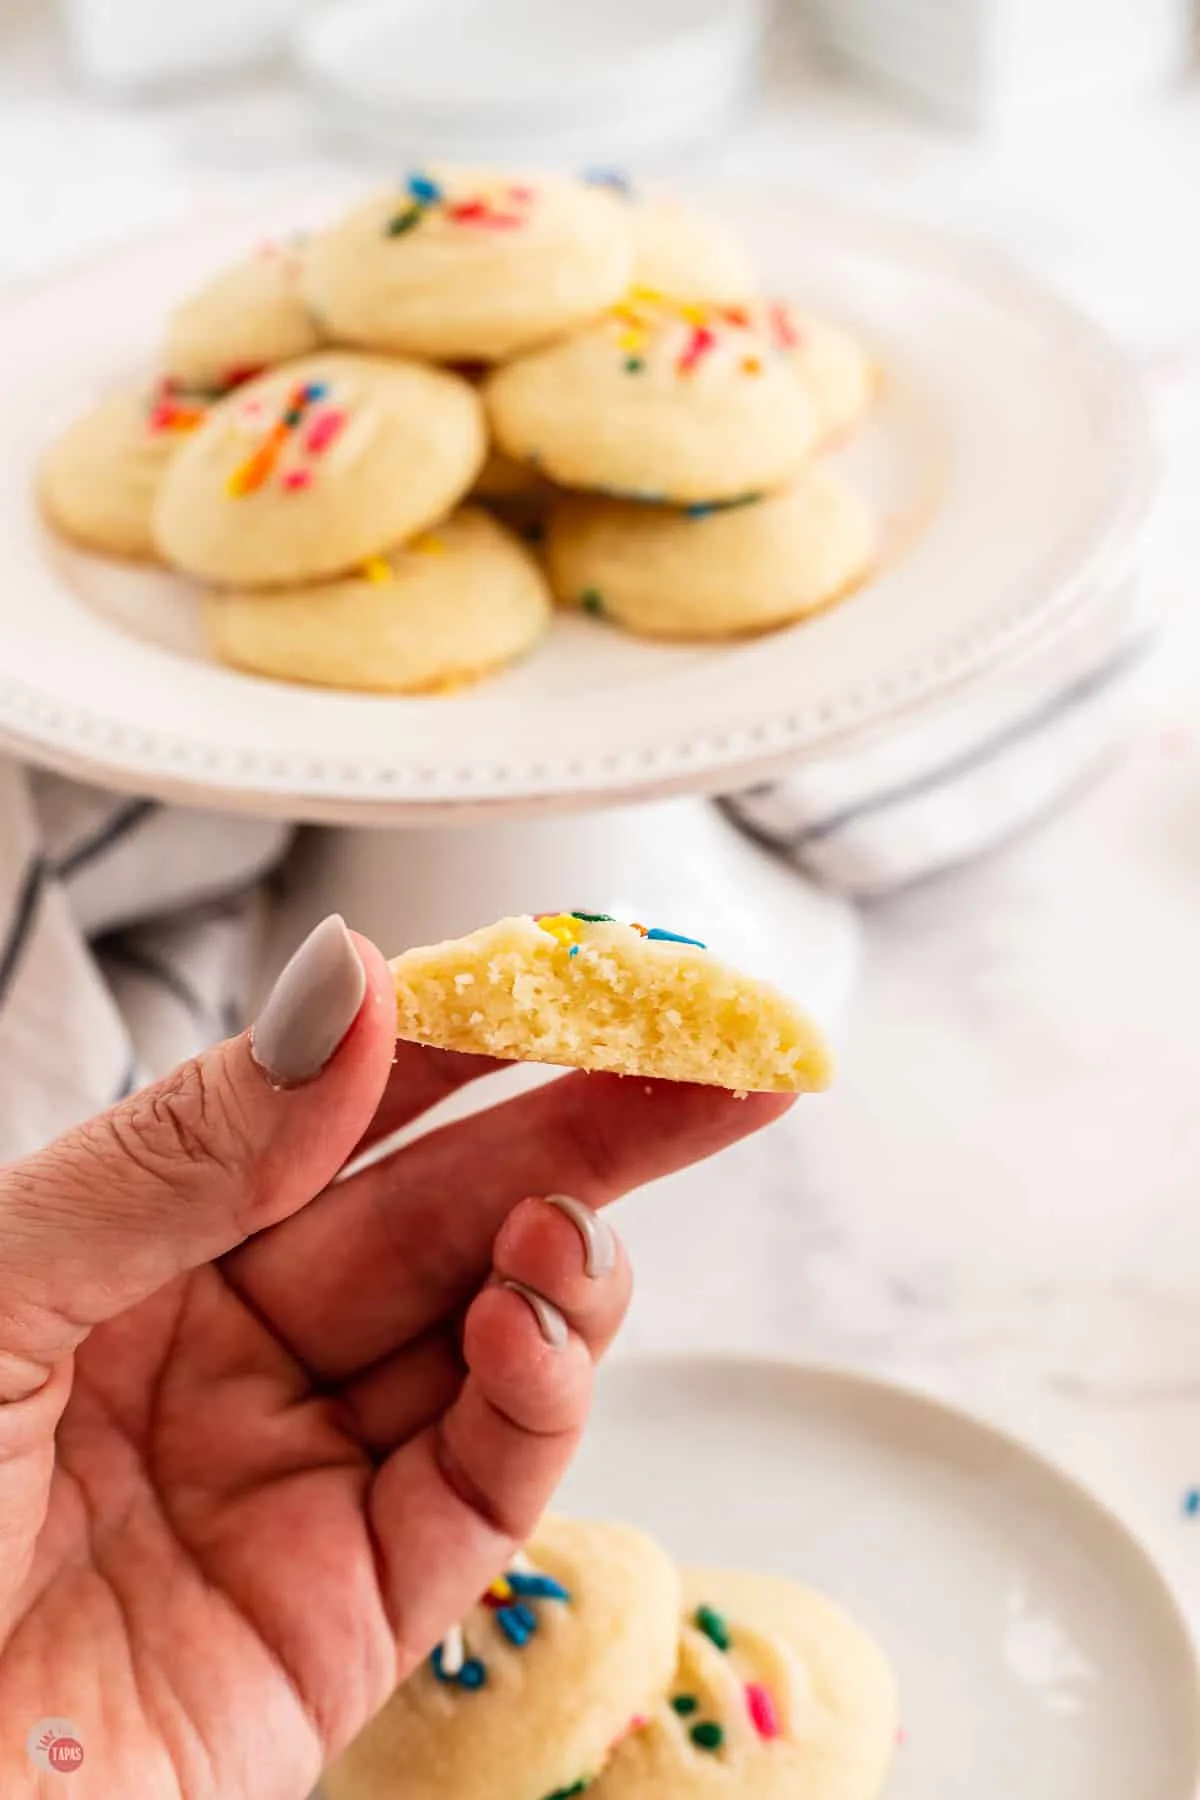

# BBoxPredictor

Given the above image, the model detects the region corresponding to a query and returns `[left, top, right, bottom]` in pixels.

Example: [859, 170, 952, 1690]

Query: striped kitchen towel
[0, 759, 290, 1161]
[723, 572, 1161, 898]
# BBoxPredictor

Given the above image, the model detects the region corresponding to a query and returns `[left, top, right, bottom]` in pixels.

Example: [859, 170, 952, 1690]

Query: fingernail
[544, 1193, 616, 1279]
[250, 915, 366, 1087]
[502, 1281, 569, 1349]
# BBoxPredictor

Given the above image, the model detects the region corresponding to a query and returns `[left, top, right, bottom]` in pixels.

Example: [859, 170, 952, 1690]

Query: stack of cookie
[37, 169, 878, 694]
[321, 1514, 899, 1800]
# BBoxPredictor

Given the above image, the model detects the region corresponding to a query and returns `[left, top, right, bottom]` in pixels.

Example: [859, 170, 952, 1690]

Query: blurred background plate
[0, 185, 1152, 822]
[555, 1356, 1200, 1800]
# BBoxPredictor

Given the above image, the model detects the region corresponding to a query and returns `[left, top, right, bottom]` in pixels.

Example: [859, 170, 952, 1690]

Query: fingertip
[463, 1284, 593, 1430]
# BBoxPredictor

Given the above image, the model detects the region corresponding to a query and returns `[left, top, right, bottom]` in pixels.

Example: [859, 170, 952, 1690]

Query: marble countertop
[3, 0, 1199, 1636]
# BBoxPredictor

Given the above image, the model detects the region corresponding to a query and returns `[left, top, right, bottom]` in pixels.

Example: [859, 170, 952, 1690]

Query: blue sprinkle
[583, 168, 634, 197]
[303, 381, 328, 401]
[509, 1572, 571, 1601]
[407, 171, 442, 203]
[568, 944, 580, 958]
[459, 1657, 487, 1689]
[646, 928, 707, 949]
[685, 502, 717, 520]
[1183, 1488, 1200, 1518]
[497, 1604, 535, 1646]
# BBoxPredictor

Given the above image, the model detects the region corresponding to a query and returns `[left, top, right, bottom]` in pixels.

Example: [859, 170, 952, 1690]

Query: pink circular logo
[48, 1737, 84, 1773]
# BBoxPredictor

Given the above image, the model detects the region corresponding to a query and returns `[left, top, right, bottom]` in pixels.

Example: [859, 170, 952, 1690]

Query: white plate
[556, 1356, 1200, 1799]
[0, 186, 1152, 822]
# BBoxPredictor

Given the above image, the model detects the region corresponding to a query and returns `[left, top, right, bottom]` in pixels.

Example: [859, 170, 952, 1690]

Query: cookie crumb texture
[389, 914, 831, 1093]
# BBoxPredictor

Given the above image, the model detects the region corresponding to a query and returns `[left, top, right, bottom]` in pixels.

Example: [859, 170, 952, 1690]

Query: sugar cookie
[323, 1517, 680, 1800]
[757, 303, 875, 444]
[163, 239, 323, 393]
[154, 352, 485, 587]
[305, 168, 634, 362]
[389, 912, 831, 1093]
[38, 384, 206, 562]
[585, 175, 757, 304]
[485, 291, 816, 503]
[206, 507, 551, 694]
[589, 1571, 899, 1800]
[546, 469, 876, 640]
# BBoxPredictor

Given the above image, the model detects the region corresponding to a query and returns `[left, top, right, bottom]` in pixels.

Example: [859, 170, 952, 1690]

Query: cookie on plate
[154, 352, 485, 587]
[323, 1516, 681, 1800]
[589, 1571, 899, 1800]
[585, 174, 757, 304]
[389, 912, 831, 1093]
[163, 238, 324, 393]
[485, 290, 816, 503]
[206, 506, 551, 694]
[38, 383, 207, 562]
[546, 468, 876, 640]
[757, 302, 875, 444]
[304, 168, 634, 362]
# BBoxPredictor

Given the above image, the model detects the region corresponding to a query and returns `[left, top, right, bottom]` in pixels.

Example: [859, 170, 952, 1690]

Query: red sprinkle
[745, 1682, 780, 1740]
[678, 324, 716, 376]
[305, 408, 346, 455]
[448, 198, 523, 229]
[283, 468, 312, 490]
[768, 302, 801, 350]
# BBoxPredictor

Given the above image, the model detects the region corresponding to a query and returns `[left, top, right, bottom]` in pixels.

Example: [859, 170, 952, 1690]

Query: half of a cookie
[389, 913, 831, 1093]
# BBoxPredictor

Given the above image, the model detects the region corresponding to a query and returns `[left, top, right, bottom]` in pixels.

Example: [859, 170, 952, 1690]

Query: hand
[0, 916, 790, 1799]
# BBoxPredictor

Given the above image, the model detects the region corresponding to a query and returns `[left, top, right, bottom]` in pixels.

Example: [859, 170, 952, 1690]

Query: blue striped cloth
[0, 763, 289, 1160]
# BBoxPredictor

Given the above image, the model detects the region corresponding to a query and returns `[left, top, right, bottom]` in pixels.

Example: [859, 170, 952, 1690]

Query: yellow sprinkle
[411, 533, 447, 555]
[489, 1576, 513, 1601]
[617, 327, 645, 353]
[679, 302, 709, 326]
[361, 557, 394, 584]
[536, 913, 582, 948]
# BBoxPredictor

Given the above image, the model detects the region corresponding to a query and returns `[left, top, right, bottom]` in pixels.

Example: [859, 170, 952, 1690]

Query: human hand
[0, 916, 790, 1799]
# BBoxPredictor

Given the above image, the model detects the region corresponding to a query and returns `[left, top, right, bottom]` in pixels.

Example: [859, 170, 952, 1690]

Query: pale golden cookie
[546, 469, 876, 641]
[206, 507, 550, 694]
[485, 291, 816, 503]
[163, 239, 324, 392]
[38, 385, 206, 563]
[755, 303, 876, 444]
[323, 1517, 681, 1800]
[389, 912, 831, 1093]
[305, 168, 634, 362]
[626, 191, 757, 304]
[589, 1570, 899, 1800]
[154, 352, 485, 588]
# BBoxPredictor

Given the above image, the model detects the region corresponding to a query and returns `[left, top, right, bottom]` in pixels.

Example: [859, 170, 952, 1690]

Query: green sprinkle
[624, 356, 645, 373]
[386, 205, 423, 236]
[571, 912, 615, 922]
[690, 1721, 724, 1752]
[694, 1605, 731, 1652]
[543, 1782, 592, 1799]
[671, 1694, 699, 1716]
[580, 588, 605, 616]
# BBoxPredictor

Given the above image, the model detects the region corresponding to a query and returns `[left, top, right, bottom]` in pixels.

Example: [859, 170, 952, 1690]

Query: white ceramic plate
[0, 186, 1152, 822]
[555, 1356, 1200, 1800]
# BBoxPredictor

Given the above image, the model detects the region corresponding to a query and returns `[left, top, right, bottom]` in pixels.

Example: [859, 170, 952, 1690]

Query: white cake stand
[0, 187, 1153, 1024]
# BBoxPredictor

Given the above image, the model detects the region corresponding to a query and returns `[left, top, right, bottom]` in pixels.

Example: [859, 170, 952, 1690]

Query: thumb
[0, 914, 394, 1377]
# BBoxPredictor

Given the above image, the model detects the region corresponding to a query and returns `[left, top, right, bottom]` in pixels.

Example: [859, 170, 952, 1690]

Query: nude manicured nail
[250, 914, 366, 1087]
[545, 1193, 616, 1279]
[503, 1281, 569, 1349]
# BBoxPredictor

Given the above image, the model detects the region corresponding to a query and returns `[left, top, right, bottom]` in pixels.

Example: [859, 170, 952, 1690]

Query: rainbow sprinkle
[745, 1681, 781, 1740]
[694, 1604, 731, 1651]
[535, 913, 706, 952]
[431, 1560, 569, 1691]
[386, 170, 535, 237]
[225, 379, 331, 498]
[360, 557, 394, 584]
[690, 1721, 724, 1753]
